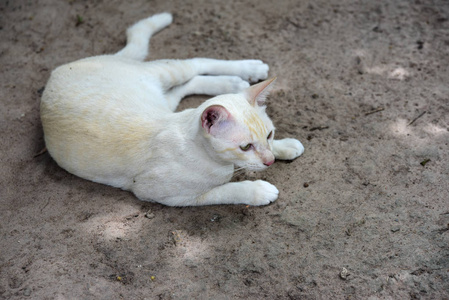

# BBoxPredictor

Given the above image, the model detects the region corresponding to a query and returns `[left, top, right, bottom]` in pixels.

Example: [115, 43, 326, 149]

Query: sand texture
[1, 0, 448, 299]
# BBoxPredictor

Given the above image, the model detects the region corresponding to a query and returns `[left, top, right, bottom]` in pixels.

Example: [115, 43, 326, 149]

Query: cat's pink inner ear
[245, 77, 276, 107]
[201, 105, 231, 135]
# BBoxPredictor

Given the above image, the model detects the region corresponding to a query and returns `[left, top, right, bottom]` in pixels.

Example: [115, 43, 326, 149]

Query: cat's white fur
[40, 13, 304, 206]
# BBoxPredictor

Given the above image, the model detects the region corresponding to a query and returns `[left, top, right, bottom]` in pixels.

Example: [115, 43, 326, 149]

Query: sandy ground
[1, 0, 449, 299]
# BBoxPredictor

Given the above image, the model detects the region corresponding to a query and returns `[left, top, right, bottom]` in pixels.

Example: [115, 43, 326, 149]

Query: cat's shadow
[38, 147, 256, 237]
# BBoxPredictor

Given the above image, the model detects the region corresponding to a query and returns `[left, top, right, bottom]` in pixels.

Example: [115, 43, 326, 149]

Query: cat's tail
[115, 13, 173, 61]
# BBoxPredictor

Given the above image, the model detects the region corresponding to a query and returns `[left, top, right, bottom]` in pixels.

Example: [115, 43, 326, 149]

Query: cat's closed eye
[267, 130, 273, 140]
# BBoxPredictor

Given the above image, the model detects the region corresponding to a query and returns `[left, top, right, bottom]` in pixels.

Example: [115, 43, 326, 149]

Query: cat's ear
[244, 77, 276, 107]
[201, 105, 233, 136]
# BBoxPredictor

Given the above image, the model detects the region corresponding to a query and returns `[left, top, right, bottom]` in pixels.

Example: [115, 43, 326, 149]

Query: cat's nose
[264, 159, 274, 166]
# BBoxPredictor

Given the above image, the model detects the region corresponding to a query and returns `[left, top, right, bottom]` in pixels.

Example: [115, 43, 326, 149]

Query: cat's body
[41, 13, 304, 206]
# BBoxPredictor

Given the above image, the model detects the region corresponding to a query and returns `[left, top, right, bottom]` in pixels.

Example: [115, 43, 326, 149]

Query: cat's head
[201, 78, 276, 171]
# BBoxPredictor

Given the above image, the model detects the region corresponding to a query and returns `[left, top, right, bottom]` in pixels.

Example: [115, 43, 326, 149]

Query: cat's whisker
[201, 165, 234, 178]
[231, 167, 248, 178]
[234, 167, 247, 173]
[200, 165, 247, 179]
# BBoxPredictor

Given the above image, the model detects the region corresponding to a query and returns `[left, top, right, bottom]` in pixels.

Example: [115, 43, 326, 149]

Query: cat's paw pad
[273, 138, 304, 160]
[250, 180, 279, 206]
[238, 60, 269, 83]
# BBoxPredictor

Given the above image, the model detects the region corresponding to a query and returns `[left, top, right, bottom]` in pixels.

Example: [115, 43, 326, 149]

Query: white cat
[40, 13, 304, 206]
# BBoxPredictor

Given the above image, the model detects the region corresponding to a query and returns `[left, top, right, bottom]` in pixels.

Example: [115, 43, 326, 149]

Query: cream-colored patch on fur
[244, 110, 268, 141]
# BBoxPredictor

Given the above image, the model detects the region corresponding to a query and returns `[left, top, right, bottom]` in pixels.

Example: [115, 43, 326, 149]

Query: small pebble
[23, 288, 31, 297]
[391, 226, 400, 233]
[303, 183, 309, 188]
[210, 214, 221, 222]
[340, 267, 350, 280]
[145, 211, 155, 219]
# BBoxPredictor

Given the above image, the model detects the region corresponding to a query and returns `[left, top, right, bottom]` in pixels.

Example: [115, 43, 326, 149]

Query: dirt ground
[1, 0, 448, 299]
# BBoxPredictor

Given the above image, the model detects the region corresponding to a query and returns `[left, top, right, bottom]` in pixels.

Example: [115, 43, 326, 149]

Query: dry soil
[1, 0, 448, 299]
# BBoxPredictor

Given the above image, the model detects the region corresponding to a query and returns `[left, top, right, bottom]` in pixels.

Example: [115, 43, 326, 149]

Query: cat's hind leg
[148, 58, 269, 91]
[165, 75, 250, 111]
[188, 59, 269, 83]
[115, 13, 172, 61]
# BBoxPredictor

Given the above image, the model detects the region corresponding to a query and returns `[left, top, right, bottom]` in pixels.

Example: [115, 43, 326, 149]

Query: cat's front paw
[237, 60, 269, 83]
[249, 180, 279, 206]
[273, 138, 305, 160]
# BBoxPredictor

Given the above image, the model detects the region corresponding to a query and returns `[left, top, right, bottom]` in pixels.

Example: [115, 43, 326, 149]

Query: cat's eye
[267, 130, 273, 140]
[240, 144, 253, 151]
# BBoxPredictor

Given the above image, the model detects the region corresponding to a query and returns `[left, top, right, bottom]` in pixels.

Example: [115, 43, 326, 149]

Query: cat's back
[40, 55, 166, 187]
[43, 55, 166, 112]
